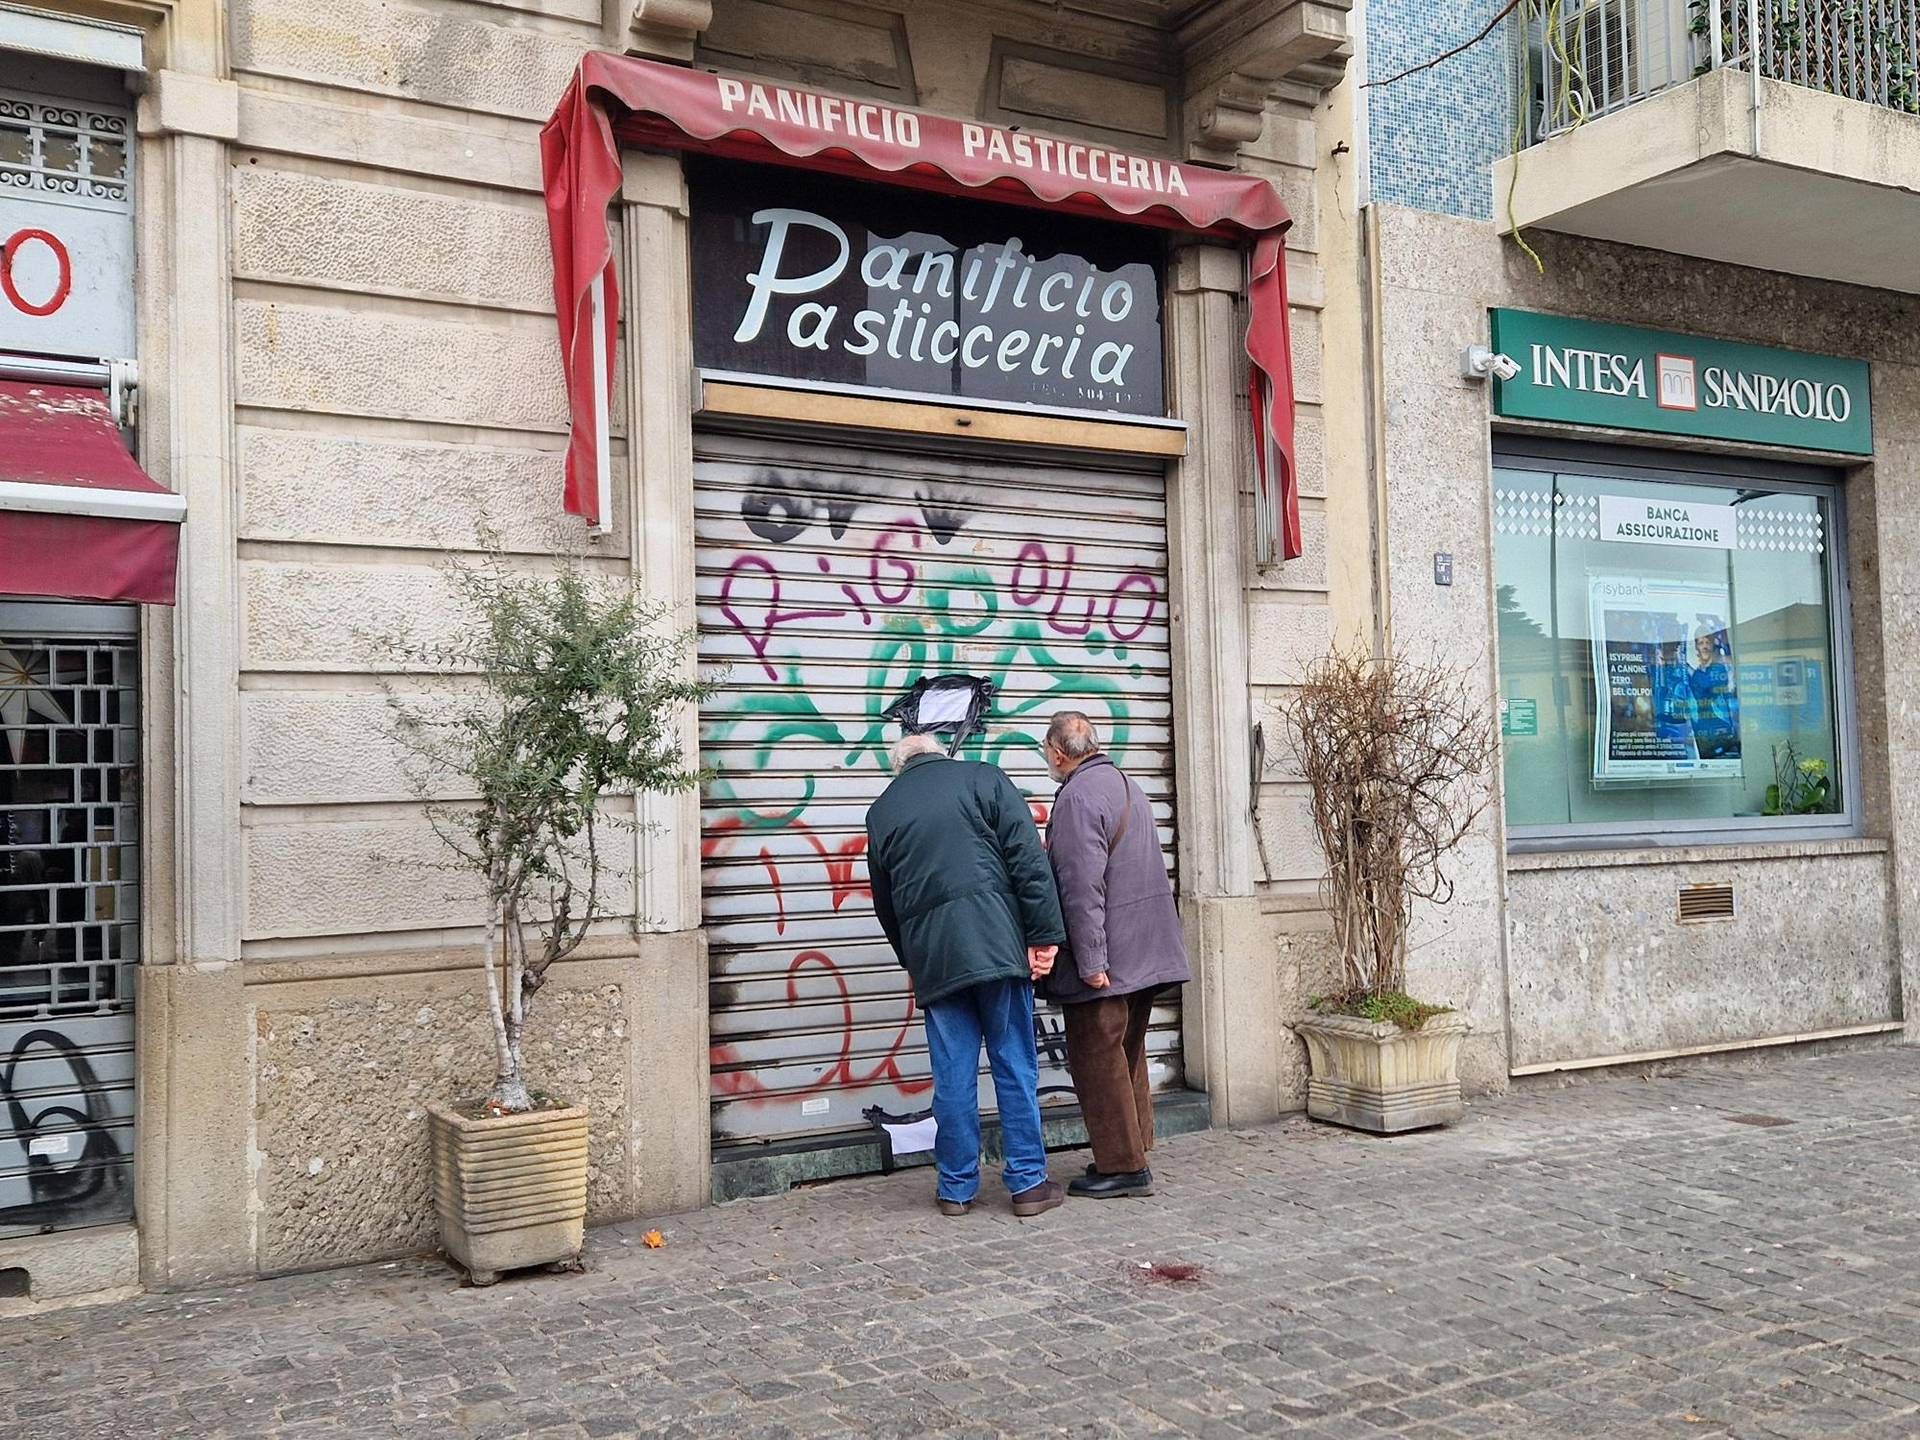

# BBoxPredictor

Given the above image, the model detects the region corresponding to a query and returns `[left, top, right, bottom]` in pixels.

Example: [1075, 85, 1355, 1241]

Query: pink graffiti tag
[1107, 571, 1160, 643]
[719, 553, 850, 681]
[721, 523, 928, 679]
[869, 521, 922, 605]
[1011, 541, 1161, 641]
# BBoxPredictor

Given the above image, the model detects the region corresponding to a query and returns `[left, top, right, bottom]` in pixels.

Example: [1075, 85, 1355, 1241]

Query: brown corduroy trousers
[1063, 990, 1157, 1175]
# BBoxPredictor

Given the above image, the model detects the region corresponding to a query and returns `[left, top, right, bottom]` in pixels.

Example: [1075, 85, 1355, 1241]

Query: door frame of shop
[617, 155, 1285, 1198]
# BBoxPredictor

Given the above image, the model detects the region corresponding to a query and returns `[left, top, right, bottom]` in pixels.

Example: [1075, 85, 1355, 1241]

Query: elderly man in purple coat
[1041, 711, 1191, 1199]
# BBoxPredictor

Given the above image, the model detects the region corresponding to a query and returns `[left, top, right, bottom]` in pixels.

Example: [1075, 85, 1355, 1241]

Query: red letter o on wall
[1, 229, 74, 318]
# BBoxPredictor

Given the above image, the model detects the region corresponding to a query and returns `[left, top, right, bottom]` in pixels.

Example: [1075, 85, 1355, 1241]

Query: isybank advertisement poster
[1588, 576, 1742, 781]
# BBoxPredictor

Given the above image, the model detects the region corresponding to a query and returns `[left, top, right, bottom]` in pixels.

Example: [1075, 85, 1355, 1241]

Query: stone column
[1165, 245, 1285, 1126]
[1869, 363, 1920, 1043]
[618, 151, 711, 1213]
[133, 69, 254, 1288]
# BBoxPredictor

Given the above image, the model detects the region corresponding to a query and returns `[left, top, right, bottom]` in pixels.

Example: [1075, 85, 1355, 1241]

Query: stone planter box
[1296, 1012, 1470, 1134]
[428, 1101, 589, 1284]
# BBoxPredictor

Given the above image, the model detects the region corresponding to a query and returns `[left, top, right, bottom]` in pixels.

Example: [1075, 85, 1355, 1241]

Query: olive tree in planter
[1281, 649, 1496, 1134]
[380, 550, 709, 1283]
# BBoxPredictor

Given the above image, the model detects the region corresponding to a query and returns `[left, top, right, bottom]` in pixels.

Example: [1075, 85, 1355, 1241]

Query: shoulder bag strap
[1107, 775, 1134, 854]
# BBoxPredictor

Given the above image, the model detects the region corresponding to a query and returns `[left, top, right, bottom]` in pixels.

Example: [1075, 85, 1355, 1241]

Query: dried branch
[1279, 649, 1497, 1001]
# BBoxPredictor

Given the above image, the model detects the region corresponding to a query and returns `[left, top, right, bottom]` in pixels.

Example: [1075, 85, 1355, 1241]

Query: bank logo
[1656, 353, 1698, 412]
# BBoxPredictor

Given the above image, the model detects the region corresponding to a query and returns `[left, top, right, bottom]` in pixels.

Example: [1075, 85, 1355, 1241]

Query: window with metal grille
[0, 629, 138, 1236]
[1519, 0, 1694, 143]
[0, 90, 131, 209]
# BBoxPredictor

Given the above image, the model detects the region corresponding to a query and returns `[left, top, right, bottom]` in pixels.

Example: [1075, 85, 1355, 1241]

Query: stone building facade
[1356, 6, 1920, 1083]
[0, 0, 1369, 1302]
[9, 0, 1910, 1310]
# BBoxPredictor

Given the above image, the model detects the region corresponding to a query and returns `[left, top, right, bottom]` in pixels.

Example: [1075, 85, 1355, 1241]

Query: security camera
[1461, 345, 1522, 383]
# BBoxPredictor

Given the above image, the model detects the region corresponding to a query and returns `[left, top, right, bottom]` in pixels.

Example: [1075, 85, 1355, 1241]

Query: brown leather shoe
[937, 1198, 971, 1217]
[1010, 1179, 1065, 1217]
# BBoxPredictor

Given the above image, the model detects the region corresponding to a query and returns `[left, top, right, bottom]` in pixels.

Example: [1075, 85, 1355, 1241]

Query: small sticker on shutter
[801, 1097, 831, 1116]
[28, 1134, 73, 1158]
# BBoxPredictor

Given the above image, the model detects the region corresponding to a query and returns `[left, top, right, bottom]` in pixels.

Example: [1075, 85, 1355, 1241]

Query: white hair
[889, 733, 944, 770]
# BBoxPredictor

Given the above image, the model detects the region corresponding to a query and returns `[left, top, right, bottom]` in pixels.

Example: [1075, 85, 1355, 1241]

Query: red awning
[0, 382, 183, 605]
[540, 52, 1303, 563]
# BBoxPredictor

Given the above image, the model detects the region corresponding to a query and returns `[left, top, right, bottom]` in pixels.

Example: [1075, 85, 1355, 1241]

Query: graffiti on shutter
[696, 432, 1182, 1144]
[0, 626, 138, 1236]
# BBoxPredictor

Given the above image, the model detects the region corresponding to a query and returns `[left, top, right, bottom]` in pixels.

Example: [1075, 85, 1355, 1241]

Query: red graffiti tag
[782, 950, 930, 1098]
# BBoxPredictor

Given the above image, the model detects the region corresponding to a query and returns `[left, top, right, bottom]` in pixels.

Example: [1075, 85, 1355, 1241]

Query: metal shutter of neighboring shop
[696, 428, 1182, 1147]
[0, 613, 139, 1238]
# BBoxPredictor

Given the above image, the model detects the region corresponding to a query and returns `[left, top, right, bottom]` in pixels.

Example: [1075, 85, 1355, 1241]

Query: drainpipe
[1358, 203, 1390, 663]
[1749, 0, 1763, 153]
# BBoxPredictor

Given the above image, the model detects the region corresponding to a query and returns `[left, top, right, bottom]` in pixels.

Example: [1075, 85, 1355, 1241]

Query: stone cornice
[613, 0, 714, 61]
[1176, 0, 1353, 160]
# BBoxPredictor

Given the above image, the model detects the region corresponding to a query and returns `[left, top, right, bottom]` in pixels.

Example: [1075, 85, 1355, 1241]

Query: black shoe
[1068, 1168, 1154, 1199]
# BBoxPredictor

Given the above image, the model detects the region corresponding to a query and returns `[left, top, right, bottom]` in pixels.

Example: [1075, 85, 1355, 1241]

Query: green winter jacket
[865, 752, 1067, 1008]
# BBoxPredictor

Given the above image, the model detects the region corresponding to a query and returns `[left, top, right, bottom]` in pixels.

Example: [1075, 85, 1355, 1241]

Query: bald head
[1043, 712, 1101, 781]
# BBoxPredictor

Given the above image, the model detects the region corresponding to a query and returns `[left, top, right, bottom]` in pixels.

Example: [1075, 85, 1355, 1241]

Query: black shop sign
[689, 161, 1165, 418]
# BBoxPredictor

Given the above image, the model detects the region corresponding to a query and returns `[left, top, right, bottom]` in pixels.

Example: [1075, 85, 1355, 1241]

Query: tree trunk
[500, 913, 529, 1108]
[482, 859, 527, 1111]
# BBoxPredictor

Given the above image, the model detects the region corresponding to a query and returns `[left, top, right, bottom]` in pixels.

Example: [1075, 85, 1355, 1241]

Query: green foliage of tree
[378, 545, 714, 1112]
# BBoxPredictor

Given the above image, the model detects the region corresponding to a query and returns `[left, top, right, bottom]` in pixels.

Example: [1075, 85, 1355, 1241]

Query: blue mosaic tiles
[1367, 1, 1513, 219]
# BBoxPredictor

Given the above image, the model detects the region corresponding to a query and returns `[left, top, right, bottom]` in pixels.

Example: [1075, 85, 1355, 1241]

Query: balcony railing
[1518, 0, 1920, 145]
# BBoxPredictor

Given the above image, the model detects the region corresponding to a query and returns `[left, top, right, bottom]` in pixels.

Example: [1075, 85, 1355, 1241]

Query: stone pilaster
[134, 71, 254, 1287]
[1165, 245, 1287, 1125]
[618, 151, 711, 1210]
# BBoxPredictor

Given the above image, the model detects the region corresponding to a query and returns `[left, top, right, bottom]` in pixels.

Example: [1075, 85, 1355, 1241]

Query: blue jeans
[921, 977, 1049, 1203]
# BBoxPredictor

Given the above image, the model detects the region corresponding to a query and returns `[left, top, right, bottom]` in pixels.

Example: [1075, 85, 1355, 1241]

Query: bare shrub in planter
[1280, 649, 1497, 1131]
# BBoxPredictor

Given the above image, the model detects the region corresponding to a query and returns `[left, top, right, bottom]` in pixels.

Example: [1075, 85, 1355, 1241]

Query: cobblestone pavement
[5, 1047, 1919, 1440]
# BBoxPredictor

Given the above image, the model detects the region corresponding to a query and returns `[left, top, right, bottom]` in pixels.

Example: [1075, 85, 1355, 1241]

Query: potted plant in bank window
[379, 544, 711, 1284]
[1281, 649, 1497, 1133]
[1763, 743, 1832, 817]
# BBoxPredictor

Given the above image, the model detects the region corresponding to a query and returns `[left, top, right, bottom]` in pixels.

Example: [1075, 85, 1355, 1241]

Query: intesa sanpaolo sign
[1489, 310, 1872, 456]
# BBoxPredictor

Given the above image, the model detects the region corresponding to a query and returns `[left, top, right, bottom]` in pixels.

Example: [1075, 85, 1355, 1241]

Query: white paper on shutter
[695, 429, 1183, 1146]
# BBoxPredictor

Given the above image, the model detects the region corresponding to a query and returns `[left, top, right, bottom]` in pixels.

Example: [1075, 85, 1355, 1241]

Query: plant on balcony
[1281, 649, 1497, 1132]
[376, 544, 710, 1280]
[1690, 0, 1919, 112]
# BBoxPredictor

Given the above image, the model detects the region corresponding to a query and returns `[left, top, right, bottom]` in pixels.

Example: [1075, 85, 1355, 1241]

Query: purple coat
[1045, 755, 1191, 1003]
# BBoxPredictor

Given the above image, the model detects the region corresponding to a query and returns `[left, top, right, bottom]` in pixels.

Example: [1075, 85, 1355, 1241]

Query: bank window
[1493, 447, 1851, 843]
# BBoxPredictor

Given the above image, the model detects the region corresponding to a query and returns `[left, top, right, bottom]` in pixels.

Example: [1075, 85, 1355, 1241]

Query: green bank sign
[1489, 310, 1872, 456]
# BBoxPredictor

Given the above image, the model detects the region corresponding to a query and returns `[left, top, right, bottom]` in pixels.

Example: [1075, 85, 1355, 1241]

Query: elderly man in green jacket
[866, 733, 1068, 1218]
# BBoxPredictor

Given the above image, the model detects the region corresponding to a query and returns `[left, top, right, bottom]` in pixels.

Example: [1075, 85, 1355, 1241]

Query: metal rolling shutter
[0, 608, 138, 1236]
[696, 429, 1182, 1147]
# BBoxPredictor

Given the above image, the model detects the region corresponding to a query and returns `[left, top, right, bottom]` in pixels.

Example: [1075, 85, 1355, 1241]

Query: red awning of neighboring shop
[0, 382, 183, 605]
[540, 51, 1303, 562]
